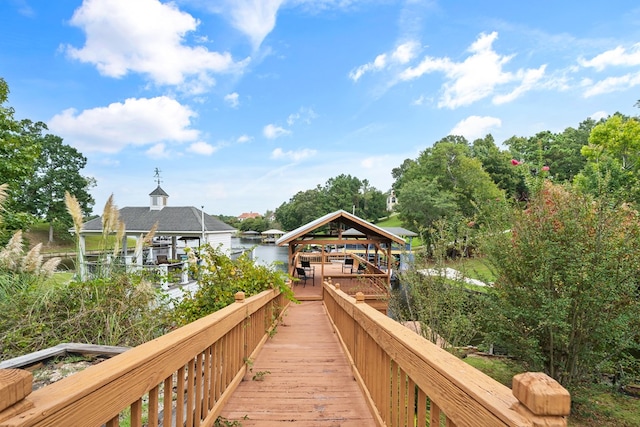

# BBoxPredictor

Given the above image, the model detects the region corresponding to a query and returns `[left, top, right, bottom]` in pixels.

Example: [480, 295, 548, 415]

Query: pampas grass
[0, 230, 23, 271]
[64, 191, 84, 236]
[21, 243, 43, 273]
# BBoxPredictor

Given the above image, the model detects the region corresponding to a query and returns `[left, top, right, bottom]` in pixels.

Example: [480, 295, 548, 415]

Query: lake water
[231, 237, 290, 272]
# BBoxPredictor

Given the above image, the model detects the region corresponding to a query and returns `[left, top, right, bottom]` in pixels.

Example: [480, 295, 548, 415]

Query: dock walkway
[220, 301, 376, 426]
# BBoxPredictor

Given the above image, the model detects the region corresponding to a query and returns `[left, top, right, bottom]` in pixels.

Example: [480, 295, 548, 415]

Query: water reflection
[231, 237, 289, 272]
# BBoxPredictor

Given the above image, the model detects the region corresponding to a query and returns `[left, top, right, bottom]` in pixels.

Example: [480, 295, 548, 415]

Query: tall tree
[575, 113, 640, 204]
[0, 78, 44, 239]
[16, 134, 95, 242]
[393, 136, 503, 250]
[0, 79, 42, 197]
[471, 134, 526, 199]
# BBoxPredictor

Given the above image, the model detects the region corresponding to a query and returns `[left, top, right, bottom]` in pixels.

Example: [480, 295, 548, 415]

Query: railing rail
[0, 289, 288, 427]
[323, 282, 570, 427]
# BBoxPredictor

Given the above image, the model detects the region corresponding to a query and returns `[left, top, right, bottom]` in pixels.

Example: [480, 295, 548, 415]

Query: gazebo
[276, 210, 405, 310]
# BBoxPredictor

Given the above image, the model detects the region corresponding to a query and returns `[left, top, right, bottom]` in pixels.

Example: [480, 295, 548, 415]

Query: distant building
[386, 190, 398, 212]
[80, 185, 236, 261]
[238, 212, 261, 221]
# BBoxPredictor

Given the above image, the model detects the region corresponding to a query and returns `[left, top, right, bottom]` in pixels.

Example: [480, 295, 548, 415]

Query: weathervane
[153, 167, 162, 186]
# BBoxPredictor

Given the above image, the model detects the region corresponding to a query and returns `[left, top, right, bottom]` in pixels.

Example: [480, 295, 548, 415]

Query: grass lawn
[27, 222, 136, 253]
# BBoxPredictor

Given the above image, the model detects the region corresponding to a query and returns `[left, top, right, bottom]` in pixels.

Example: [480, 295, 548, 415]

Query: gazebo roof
[81, 206, 236, 236]
[342, 226, 418, 238]
[276, 210, 405, 246]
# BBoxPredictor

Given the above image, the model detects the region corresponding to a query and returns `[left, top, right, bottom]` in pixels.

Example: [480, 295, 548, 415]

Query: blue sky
[1, 0, 640, 217]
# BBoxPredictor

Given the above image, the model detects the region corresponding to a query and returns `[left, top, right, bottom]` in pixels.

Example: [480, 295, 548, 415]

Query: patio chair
[295, 267, 309, 287]
[342, 257, 354, 273]
[300, 259, 315, 281]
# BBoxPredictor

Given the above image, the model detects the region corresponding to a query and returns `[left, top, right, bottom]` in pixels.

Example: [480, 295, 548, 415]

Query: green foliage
[252, 370, 270, 381]
[390, 219, 482, 349]
[171, 245, 295, 325]
[393, 136, 503, 250]
[275, 174, 388, 230]
[463, 355, 525, 387]
[480, 182, 640, 387]
[15, 134, 95, 239]
[0, 272, 171, 360]
[576, 114, 640, 205]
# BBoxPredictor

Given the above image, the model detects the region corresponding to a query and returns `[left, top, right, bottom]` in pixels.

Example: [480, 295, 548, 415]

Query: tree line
[0, 78, 94, 245]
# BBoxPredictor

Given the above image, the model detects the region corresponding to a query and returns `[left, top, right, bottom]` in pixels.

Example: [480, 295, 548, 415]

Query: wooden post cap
[234, 291, 245, 303]
[355, 292, 365, 303]
[0, 369, 33, 412]
[335, 283, 340, 290]
[512, 372, 570, 416]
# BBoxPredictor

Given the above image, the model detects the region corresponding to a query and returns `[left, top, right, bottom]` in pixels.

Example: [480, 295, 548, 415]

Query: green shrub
[481, 182, 640, 387]
[171, 245, 295, 326]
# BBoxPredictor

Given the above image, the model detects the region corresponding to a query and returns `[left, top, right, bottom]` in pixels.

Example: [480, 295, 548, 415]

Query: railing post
[511, 372, 570, 427]
[355, 292, 365, 304]
[0, 369, 34, 422]
[334, 283, 340, 290]
[235, 291, 245, 303]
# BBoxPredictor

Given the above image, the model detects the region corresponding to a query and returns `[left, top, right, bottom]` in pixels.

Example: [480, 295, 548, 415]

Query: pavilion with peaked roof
[276, 210, 405, 310]
[79, 185, 236, 264]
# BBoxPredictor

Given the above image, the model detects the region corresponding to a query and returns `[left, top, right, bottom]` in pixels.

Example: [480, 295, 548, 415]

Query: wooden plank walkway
[219, 301, 376, 426]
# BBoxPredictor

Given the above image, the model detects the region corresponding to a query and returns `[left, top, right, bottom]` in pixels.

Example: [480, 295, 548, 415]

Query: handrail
[0, 289, 288, 427]
[322, 282, 570, 427]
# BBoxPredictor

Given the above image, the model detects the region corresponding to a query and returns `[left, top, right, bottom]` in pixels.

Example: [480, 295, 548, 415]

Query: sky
[1, 0, 640, 217]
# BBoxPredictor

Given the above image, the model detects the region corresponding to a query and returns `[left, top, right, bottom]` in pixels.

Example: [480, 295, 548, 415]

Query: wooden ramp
[220, 301, 376, 426]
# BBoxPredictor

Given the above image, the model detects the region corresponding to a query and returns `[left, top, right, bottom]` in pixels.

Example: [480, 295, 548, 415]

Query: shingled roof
[81, 206, 236, 235]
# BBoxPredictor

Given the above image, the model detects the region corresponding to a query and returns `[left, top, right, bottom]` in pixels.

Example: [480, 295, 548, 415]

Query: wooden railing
[323, 282, 571, 427]
[0, 289, 288, 427]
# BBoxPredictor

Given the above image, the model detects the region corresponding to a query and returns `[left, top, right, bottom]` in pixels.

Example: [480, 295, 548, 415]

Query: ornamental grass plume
[64, 191, 84, 236]
[101, 195, 118, 236]
[0, 183, 7, 210]
[113, 220, 125, 257]
[0, 230, 23, 271]
[40, 257, 62, 279]
[21, 243, 43, 274]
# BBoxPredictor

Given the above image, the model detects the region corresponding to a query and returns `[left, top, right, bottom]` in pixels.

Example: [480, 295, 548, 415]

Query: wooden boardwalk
[219, 301, 376, 426]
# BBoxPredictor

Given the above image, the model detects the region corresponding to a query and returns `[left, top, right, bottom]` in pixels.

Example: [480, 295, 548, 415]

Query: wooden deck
[219, 301, 376, 426]
[292, 261, 388, 300]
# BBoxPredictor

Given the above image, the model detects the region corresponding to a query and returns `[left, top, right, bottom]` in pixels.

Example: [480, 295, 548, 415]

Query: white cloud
[270, 147, 317, 161]
[237, 134, 252, 143]
[64, 0, 247, 91]
[493, 65, 546, 104]
[349, 40, 420, 81]
[359, 155, 394, 170]
[411, 95, 425, 106]
[590, 111, 609, 121]
[48, 96, 199, 153]
[399, 32, 545, 108]
[188, 141, 217, 155]
[287, 107, 318, 125]
[583, 71, 640, 97]
[263, 123, 291, 139]
[220, 0, 285, 50]
[579, 43, 640, 71]
[224, 92, 240, 108]
[450, 116, 502, 141]
[146, 143, 170, 159]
